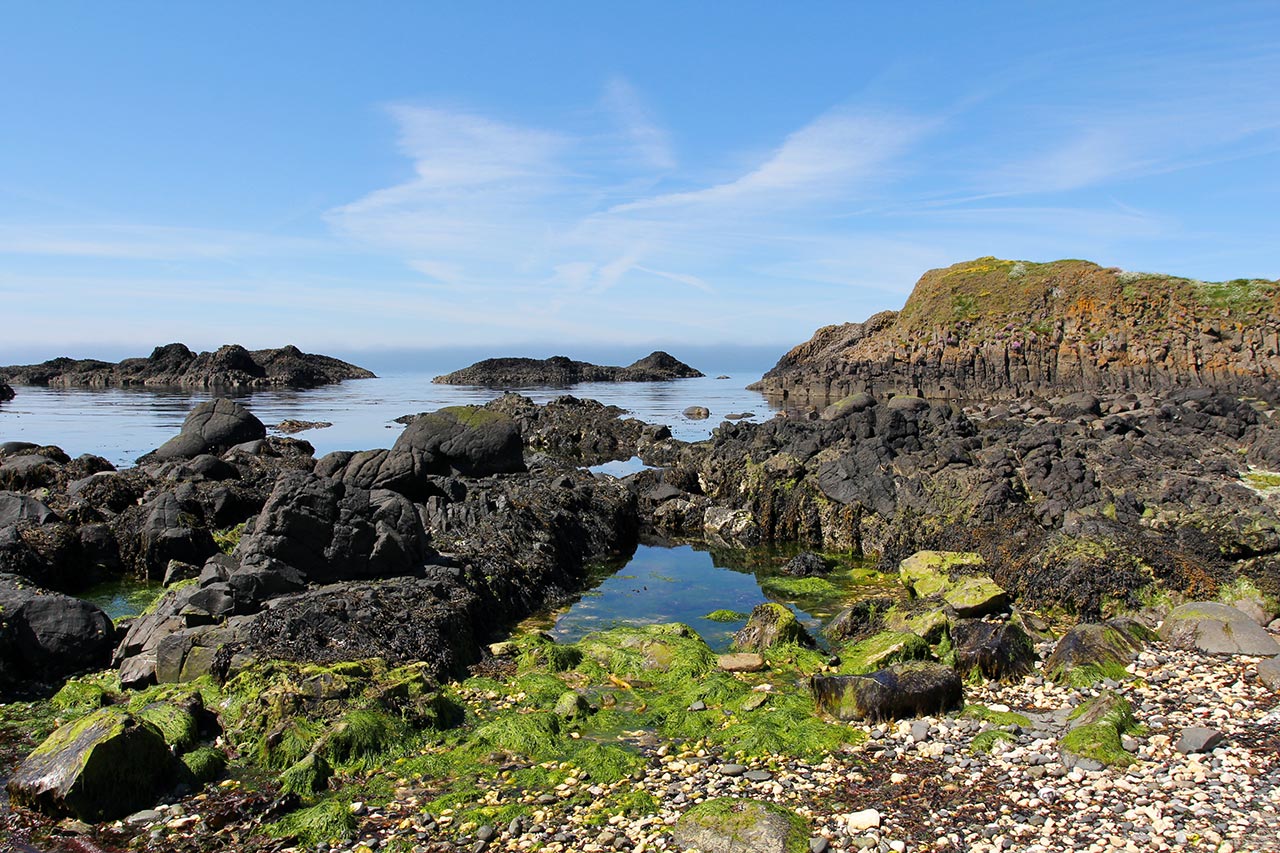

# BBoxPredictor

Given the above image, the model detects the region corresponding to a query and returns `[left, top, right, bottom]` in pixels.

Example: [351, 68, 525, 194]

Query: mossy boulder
[951, 619, 1036, 682]
[943, 576, 1010, 618]
[1159, 602, 1280, 656]
[1045, 619, 1154, 685]
[6, 706, 180, 820]
[810, 662, 963, 722]
[1059, 691, 1140, 770]
[733, 603, 814, 653]
[838, 630, 932, 675]
[671, 797, 809, 853]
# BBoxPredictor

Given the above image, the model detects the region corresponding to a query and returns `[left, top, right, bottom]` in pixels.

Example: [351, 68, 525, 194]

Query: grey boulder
[1159, 602, 1280, 656]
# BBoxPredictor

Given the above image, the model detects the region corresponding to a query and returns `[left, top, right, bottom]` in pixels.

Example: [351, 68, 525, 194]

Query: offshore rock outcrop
[754, 258, 1280, 406]
[433, 350, 703, 386]
[0, 380, 13, 402]
[0, 343, 375, 390]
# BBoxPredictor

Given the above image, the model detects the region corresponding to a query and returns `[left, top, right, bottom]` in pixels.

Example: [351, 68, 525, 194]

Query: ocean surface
[0, 364, 777, 468]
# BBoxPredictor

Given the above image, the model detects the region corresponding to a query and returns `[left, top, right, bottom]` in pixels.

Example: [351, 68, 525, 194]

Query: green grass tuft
[971, 729, 1017, 754]
[265, 798, 356, 847]
[704, 609, 749, 622]
[180, 746, 227, 784]
[760, 576, 840, 599]
[325, 709, 401, 767]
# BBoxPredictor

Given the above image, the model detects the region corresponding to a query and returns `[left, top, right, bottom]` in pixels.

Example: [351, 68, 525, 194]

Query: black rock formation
[433, 350, 703, 386]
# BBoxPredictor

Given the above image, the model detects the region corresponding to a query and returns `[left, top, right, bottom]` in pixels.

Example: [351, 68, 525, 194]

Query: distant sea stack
[434, 351, 703, 386]
[1, 343, 375, 390]
[753, 257, 1280, 405]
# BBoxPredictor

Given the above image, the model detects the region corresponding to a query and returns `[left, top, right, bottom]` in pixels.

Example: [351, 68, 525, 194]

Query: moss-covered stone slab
[943, 576, 1010, 618]
[897, 551, 1008, 616]
[733, 603, 814, 653]
[898, 550, 986, 598]
[1159, 602, 1280, 656]
[838, 630, 932, 675]
[810, 662, 963, 722]
[6, 706, 178, 821]
[671, 797, 809, 853]
[883, 605, 949, 643]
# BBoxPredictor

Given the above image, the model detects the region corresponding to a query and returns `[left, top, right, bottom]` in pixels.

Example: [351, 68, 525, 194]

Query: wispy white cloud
[600, 77, 675, 172]
[611, 111, 928, 214]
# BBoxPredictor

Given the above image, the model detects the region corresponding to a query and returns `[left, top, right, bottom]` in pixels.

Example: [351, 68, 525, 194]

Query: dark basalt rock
[142, 398, 267, 463]
[433, 350, 702, 386]
[810, 662, 963, 721]
[951, 618, 1036, 682]
[235, 470, 431, 585]
[0, 380, 13, 402]
[780, 551, 830, 577]
[1, 343, 374, 390]
[0, 573, 114, 689]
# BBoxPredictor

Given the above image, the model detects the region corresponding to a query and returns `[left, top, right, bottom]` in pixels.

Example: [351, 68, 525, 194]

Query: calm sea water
[1, 364, 848, 647]
[543, 543, 893, 652]
[0, 366, 775, 468]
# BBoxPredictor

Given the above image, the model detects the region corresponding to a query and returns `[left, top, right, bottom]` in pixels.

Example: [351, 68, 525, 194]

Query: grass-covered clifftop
[757, 258, 1280, 404]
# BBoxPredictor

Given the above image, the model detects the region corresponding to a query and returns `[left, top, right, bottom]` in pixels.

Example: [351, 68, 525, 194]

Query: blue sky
[2, 2, 1278, 358]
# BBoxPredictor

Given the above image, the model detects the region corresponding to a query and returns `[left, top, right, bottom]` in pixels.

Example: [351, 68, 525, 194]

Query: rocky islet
[1, 258, 1278, 852]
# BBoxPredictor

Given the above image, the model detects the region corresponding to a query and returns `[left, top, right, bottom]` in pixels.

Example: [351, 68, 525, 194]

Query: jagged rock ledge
[433, 350, 702, 386]
[753, 258, 1280, 406]
[1, 343, 375, 390]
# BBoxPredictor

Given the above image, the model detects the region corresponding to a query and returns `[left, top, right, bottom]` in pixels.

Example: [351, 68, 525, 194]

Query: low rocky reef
[0, 342, 375, 390]
[433, 350, 703, 386]
[754, 257, 1280, 406]
[2, 386, 1279, 851]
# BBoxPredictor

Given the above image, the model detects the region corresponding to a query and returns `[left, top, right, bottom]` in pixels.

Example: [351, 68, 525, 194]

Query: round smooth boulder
[0, 574, 114, 684]
[144, 398, 266, 462]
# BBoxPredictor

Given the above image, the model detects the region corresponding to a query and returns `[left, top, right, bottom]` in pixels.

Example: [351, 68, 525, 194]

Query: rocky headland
[753, 258, 1280, 406]
[1, 258, 1278, 853]
[1, 343, 375, 390]
[433, 351, 703, 386]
